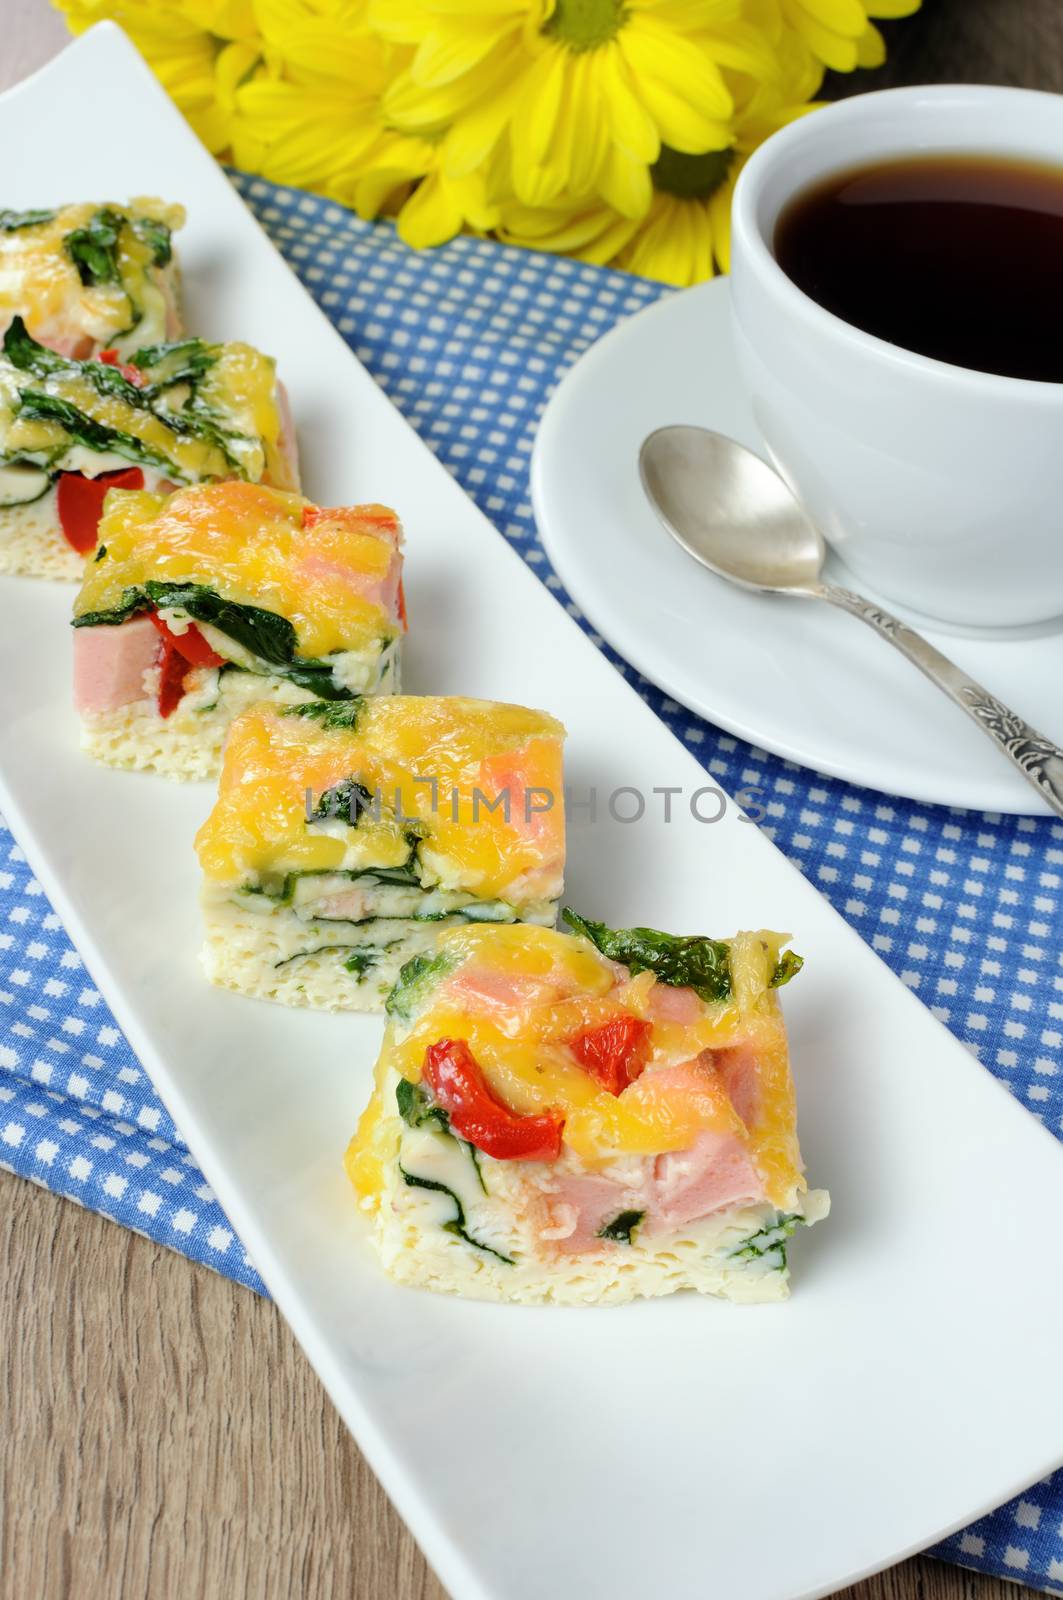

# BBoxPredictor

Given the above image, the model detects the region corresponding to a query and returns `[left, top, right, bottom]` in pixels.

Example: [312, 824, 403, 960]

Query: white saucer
[531, 277, 1062, 815]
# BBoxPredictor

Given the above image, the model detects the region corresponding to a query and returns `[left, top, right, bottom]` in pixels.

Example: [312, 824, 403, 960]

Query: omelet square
[194, 697, 566, 1009]
[0, 317, 298, 580]
[348, 919, 827, 1304]
[71, 483, 404, 779]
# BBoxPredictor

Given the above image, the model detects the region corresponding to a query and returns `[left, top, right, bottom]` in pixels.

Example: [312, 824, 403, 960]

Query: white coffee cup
[730, 85, 1063, 629]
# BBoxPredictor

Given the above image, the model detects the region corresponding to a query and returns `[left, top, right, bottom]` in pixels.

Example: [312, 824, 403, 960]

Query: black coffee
[774, 155, 1063, 382]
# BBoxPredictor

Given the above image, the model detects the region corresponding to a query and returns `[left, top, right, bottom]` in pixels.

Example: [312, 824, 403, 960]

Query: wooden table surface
[4, 1, 1060, 1596]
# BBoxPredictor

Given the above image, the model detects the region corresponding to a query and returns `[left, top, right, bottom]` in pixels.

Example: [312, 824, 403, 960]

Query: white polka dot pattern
[0, 170, 1060, 1591]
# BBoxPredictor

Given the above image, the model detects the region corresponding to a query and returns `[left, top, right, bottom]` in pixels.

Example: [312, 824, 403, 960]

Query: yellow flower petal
[780, 0, 859, 70]
[368, 0, 433, 40]
[390, 40, 520, 142]
[397, 170, 466, 247]
[622, 15, 734, 115]
[215, 41, 261, 112]
[511, 44, 567, 171]
[619, 21, 734, 151]
[792, 0, 867, 37]
[183, 0, 256, 37]
[413, 18, 511, 86]
[253, 0, 389, 83]
[237, 79, 378, 187]
[599, 44, 659, 165]
[619, 195, 700, 285]
[597, 145, 653, 220]
[696, 22, 782, 81]
[551, 53, 610, 196]
[230, 119, 270, 172]
[854, 20, 886, 66]
[499, 198, 639, 263]
[690, 208, 716, 285]
[448, 171, 501, 232]
[348, 135, 434, 217]
[707, 171, 736, 272]
[441, 70, 519, 174]
[640, 0, 742, 23]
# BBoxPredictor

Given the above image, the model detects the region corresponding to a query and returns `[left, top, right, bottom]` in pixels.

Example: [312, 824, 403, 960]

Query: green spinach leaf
[769, 950, 804, 989]
[729, 1213, 802, 1271]
[0, 208, 56, 231]
[4, 318, 153, 409]
[142, 582, 355, 699]
[276, 661, 353, 700]
[597, 1210, 644, 1244]
[15, 390, 175, 473]
[344, 948, 382, 977]
[563, 910, 802, 1000]
[396, 1077, 450, 1134]
[2, 317, 69, 376]
[130, 214, 174, 267]
[310, 778, 374, 827]
[273, 942, 391, 980]
[563, 910, 733, 1002]
[132, 338, 217, 390]
[145, 581, 296, 662]
[399, 1165, 512, 1263]
[64, 207, 125, 287]
[385, 950, 453, 1022]
[284, 700, 363, 733]
[72, 586, 152, 629]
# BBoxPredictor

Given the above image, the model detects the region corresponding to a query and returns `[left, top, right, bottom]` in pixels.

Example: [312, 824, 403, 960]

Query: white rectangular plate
[4, 26, 1063, 1600]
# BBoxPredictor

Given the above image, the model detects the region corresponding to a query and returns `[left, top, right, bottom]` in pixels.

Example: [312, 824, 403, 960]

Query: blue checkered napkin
[2, 170, 1063, 1593]
[0, 822, 265, 1293]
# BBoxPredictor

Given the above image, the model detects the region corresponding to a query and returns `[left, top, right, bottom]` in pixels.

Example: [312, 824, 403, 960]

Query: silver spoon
[639, 424, 1063, 820]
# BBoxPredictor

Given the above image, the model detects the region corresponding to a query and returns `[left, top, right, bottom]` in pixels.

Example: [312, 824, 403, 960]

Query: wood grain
[0, 1168, 447, 1600]
[1, 1, 1058, 1596]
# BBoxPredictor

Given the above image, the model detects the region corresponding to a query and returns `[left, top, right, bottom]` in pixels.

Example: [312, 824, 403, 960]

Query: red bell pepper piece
[397, 577, 407, 630]
[569, 1015, 652, 1096]
[97, 348, 146, 386]
[148, 614, 226, 718]
[147, 611, 226, 669]
[155, 637, 188, 719]
[56, 467, 145, 554]
[422, 1038, 564, 1162]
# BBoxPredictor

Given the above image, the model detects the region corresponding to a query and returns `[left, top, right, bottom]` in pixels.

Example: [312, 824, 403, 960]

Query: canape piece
[194, 698, 565, 1010]
[72, 483, 405, 779]
[0, 320, 298, 578]
[347, 916, 828, 1306]
[0, 199, 184, 359]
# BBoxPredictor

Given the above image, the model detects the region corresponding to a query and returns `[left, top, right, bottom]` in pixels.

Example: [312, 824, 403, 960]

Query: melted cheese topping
[75, 482, 401, 658]
[195, 698, 566, 900]
[347, 1087, 394, 1202]
[363, 923, 803, 1188]
[0, 340, 289, 488]
[0, 199, 183, 351]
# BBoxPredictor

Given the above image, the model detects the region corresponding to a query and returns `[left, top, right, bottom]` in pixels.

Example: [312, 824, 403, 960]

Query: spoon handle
[820, 583, 1063, 820]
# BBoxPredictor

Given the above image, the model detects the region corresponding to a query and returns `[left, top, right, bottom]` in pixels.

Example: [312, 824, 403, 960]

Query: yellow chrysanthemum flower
[498, 46, 817, 285]
[374, 0, 782, 220]
[773, 0, 920, 74]
[52, 0, 920, 283]
[231, 0, 497, 247]
[53, 0, 259, 153]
